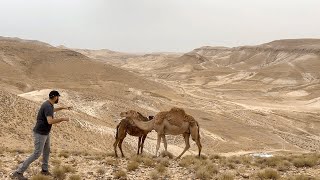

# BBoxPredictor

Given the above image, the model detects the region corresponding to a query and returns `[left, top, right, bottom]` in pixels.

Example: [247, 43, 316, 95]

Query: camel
[120, 107, 202, 159]
[113, 111, 153, 158]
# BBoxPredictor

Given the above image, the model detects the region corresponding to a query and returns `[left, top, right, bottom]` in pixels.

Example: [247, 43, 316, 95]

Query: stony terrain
[1, 37, 320, 179]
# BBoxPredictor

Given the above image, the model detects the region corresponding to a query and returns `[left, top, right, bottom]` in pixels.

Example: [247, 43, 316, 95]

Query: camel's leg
[176, 133, 190, 159]
[162, 134, 168, 153]
[118, 137, 126, 158]
[113, 138, 119, 158]
[137, 136, 142, 155]
[196, 139, 202, 157]
[140, 135, 147, 154]
[155, 133, 162, 157]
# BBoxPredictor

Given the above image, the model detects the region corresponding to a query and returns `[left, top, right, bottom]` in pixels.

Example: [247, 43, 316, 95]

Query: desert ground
[1, 36, 320, 179]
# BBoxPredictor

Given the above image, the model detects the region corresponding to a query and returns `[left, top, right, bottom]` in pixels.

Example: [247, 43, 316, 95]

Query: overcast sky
[0, 0, 319, 52]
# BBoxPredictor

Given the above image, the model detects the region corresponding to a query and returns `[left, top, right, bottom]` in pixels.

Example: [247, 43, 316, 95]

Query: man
[12, 90, 71, 180]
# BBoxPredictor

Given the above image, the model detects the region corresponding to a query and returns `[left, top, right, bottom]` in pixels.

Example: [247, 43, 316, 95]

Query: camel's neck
[132, 118, 154, 131]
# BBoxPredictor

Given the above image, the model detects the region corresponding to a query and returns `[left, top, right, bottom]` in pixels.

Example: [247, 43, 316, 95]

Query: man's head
[49, 90, 60, 104]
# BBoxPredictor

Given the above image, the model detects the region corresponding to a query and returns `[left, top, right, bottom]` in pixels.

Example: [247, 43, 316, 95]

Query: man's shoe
[11, 171, 28, 180]
[40, 170, 52, 176]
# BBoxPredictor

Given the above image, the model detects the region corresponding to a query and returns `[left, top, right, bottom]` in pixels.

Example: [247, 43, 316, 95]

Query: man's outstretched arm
[54, 107, 72, 112]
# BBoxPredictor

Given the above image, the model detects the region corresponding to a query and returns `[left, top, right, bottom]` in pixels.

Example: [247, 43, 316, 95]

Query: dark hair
[49, 90, 60, 99]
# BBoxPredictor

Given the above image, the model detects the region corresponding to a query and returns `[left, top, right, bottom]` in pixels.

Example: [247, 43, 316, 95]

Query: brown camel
[120, 107, 202, 159]
[113, 111, 153, 158]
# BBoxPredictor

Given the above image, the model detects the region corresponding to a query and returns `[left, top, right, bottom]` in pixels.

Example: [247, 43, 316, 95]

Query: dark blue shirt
[33, 100, 54, 135]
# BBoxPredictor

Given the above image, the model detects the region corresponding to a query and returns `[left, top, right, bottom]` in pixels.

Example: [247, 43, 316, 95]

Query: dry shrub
[218, 173, 234, 180]
[257, 168, 280, 180]
[277, 160, 291, 172]
[130, 155, 143, 163]
[31, 174, 51, 180]
[160, 151, 174, 159]
[62, 165, 76, 173]
[97, 167, 106, 175]
[209, 154, 223, 160]
[142, 157, 155, 167]
[292, 157, 317, 168]
[291, 174, 317, 180]
[158, 158, 170, 167]
[156, 164, 166, 174]
[127, 161, 139, 171]
[58, 150, 70, 158]
[51, 158, 61, 166]
[68, 174, 81, 180]
[53, 167, 66, 180]
[113, 169, 127, 179]
[179, 155, 197, 167]
[195, 166, 212, 180]
[149, 170, 160, 180]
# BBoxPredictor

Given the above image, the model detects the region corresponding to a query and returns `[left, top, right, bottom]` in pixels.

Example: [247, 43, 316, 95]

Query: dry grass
[106, 151, 116, 157]
[149, 170, 160, 180]
[105, 157, 119, 166]
[158, 158, 170, 167]
[142, 156, 155, 167]
[97, 167, 106, 175]
[58, 150, 70, 158]
[160, 151, 174, 159]
[113, 169, 127, 179]
[62, 165, 76, 173]
[290, 174, 317, 180]
[53, 167, 67, 180]
[130, 155, 143, 163]
[276, 160, 291, 172]
[195, 166, 213, 180]
[68, 174, 81, 180]
[51, 158, 62, 166]
[127, 161, 139, 171]
[156, 164, 167, 174]
[178, 155, 197, 167]
[218, 173, 234, 180]
[292, 157, 318, 168]
[257, 168, 280, 180]
[31, 174, 51, 180]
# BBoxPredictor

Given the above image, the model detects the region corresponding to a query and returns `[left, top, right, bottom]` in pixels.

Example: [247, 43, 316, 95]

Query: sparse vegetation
[51, 159, 62, 166]
[160, 151, 174, 159]
[195, 166, 213, 180]
[158, 158, 170, 167]
[58, 150, 70, 158]
[292, 157, 317, 168]
[62, 165, 76, 173]
[257, 168, 280, 180]
[142, 156, 155, 167]
[31, 174, 51, 180]
[105, 157, 119, 166]
[156, 164, 167, 174]
[68, 174, 81, 180]
[53, 166, 67, 180]
[276, 160, 291, 172]
[291, 174, 317, 180]
[149, 170, 160, 180]
[113, 169, 127, 179]
[218, 173, 234, 180]
[127, 161, 139, 171]
[97, 167, 106, 175]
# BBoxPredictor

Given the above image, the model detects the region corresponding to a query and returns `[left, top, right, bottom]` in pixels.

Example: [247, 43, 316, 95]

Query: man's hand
[65, 106, 73, 110]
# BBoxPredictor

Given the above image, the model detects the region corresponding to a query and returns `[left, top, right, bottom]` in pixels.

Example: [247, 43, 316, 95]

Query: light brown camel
[113, 111, 153, 158]
[120, 107, 202, 159]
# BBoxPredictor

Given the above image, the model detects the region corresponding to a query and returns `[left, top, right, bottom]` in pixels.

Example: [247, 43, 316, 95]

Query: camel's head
[120, 110, 149, 121]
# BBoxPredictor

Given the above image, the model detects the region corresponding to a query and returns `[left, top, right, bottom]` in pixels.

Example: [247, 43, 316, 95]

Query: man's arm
[47, 116, 69, 124]
[54, 107, 72, 112]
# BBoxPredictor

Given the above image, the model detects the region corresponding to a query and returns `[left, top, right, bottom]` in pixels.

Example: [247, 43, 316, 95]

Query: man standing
[12, 90, 71, 180]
